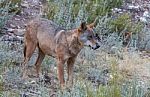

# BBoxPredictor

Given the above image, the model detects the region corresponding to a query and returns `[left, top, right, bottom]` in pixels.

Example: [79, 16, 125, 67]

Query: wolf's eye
[87, 35, 92, 40]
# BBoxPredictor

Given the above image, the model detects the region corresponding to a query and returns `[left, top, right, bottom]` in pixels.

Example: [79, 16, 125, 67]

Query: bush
[110, 13, 131, 33]
[137, 27, 150, 51]
[46, 0, 123, 24]
[0, 0, 21, 31]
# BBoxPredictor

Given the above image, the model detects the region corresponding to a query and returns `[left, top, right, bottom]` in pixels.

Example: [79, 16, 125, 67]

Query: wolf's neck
[67, 29, 83, 55]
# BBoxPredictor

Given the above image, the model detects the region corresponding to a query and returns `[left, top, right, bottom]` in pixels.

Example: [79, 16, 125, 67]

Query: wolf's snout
[96, 43, 100, 48]
[91, 43, 100, 50]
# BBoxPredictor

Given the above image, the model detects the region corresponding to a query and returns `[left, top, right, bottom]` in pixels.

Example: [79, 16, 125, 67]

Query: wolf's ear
[80, 22, 87, 31]
[88, 22, 95, 28]
[88, 18, 98, 28]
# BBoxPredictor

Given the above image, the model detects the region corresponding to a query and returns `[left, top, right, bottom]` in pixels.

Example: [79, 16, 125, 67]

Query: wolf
[22, 17, 100, 88]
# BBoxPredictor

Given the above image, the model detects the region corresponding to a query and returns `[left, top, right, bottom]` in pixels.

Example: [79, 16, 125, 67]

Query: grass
[0, 1, 150, 95]
[0, 0, 150, 96]
[0, 40, 149, 97]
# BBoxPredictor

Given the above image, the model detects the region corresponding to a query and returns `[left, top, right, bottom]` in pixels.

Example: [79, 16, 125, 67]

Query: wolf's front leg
[67, 57, 76, 87]
[57, 58, 66, 89]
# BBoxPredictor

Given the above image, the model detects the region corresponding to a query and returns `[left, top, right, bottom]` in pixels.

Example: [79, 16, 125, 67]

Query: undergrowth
[0, 0, 21, 30]
[0, 40, 149, 97]
[0, 0, 150, 97]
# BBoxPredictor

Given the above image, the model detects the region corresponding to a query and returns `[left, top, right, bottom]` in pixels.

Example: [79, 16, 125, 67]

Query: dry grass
[118, 51, 150, 82]
[0, 40, 150, 97]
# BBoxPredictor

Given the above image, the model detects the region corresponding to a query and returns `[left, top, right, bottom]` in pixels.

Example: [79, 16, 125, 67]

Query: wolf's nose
[97, 45, 100, 48]
[96, 43, 100, 49]
[92, 44, 100, 50]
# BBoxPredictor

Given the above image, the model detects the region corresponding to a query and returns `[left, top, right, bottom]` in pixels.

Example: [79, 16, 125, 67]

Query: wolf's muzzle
[91, 43, 100, 50]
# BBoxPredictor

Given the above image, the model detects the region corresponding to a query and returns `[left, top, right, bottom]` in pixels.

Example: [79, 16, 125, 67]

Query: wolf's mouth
[91, 46, 100, 50]
[89, 44, 100, 50]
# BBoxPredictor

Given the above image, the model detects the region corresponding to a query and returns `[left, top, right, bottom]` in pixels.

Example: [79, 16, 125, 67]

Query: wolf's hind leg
[22, 41, 37, 79]
[34, 47, 45, 77]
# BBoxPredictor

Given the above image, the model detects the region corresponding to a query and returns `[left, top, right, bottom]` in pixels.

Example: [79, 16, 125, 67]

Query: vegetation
[0, 0, 150, 97]
[0, 0, 21, 31]
[46, 0, 123, 24]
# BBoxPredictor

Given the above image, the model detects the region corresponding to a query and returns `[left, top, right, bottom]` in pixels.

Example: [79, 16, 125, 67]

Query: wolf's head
[77, 22, 100, 50]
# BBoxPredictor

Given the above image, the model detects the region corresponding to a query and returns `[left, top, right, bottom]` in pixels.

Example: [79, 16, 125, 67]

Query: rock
[21, 1, 29, 8]
[1, 33, 23, 44]
[10, 24, 16, 28]
[6, 28, 25, 36]
[14, 18, 21, 21]
[13, 29, 26, 36]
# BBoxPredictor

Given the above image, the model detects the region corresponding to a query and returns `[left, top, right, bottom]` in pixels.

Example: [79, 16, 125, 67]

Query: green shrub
[110, 13, 131, 33]
[46, 0, 123, 24]
[0, 0, 21, 13]
[110, 13, 143, 34]
[0, 0, 21, 31]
